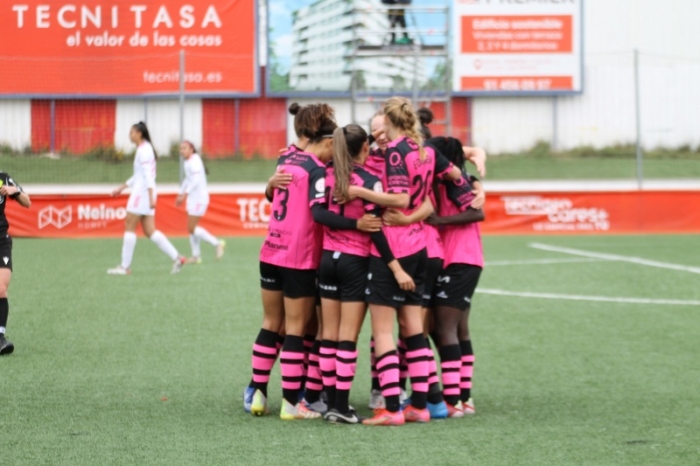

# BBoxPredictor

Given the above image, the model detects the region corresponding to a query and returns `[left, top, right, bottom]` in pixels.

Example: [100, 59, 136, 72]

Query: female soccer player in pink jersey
[245, 103, 329, 414]
[318, 124, 413, 424]
[428, 137, 485, 417]
[350, 97, 460, 425]
[108, 122, 186, 275]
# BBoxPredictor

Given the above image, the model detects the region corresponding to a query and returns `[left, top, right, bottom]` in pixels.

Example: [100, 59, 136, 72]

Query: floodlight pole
[634, 49, 644, 190]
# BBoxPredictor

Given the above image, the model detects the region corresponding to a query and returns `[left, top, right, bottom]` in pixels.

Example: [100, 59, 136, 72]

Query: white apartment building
[289, 0, 427, 92]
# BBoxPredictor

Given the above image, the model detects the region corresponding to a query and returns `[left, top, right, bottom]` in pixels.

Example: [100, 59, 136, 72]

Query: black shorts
[367, 249, 428, 309]
[423, 257, 444, 308]
[318, 250, 369, 302]
[0, 235, 13, 272]
[434, 264, 482, 312]
[259, 262, 317, 299]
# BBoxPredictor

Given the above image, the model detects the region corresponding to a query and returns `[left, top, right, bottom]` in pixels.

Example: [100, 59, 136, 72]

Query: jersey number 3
[273, 189, 290, 221]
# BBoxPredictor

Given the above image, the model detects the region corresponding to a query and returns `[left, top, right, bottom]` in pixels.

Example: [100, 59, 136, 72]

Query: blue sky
[268, 0, 449, 73]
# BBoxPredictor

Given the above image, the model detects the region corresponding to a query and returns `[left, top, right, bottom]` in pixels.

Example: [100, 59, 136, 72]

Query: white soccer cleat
[171, 256, 187, 274]
[463, 398, 476, 415]
[369, 389, 386, 410]
[399, 389, 408, 405]
[107, 266, 131, 275]
[304, 398, 328, 415]
[216, 240, 226, 260]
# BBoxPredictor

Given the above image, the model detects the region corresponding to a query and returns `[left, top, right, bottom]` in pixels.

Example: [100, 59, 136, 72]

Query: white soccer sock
[150, 230, 180, 261]
[194, 226, 219, 247]
[121, 231, 137, 269]
[189, 234, 201, 258]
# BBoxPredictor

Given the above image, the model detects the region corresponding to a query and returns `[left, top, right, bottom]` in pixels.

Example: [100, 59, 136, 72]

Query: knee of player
[187, 225, 197, 235]
[0, 284, 9, 297]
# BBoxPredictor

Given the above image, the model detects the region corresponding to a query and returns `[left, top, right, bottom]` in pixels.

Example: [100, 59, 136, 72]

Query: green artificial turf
[1, 235, 699, 465]
[2, 154, 700, 185]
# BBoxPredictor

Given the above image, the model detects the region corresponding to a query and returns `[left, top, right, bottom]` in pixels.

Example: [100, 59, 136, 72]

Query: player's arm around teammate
[318, 124, 413, 424]
[108, 122, 186, 275]
[0, 174, 30, 356]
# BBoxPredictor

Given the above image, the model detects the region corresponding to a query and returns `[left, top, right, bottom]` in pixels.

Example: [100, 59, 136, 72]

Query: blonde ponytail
[384, 97, 426, 161]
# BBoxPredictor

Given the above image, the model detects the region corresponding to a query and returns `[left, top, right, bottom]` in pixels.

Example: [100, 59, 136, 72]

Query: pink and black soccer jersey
[260, 149, 326, 270]
[425, 188, 444, 260]
[372, 136, 453, 259]
[437, 173, 484, 268]
[323, 164, 383, 257]
[364, 148, 386, 179]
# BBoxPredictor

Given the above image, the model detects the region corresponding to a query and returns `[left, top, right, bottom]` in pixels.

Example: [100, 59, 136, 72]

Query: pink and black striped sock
[280, 335, 305, 405]
[460, 340, 474, 402]
[426, 338, 443, 405]
[319, 340, 338, 409]
[304, 340, 323, 403]
[250, 328, 280, 397]
[397, 338, 408, 391]
[405, 334, 429, 410]
[370, 338, 380, 391]
[301, 334, 315, 392]
[335, 341, 358, 414]
[376, 350, 401, 412]
[439, 344, 462, 406]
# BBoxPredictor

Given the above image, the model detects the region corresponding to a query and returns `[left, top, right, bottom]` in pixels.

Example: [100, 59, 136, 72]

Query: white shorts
[186, 196, 209, 217]
[127, 190, 156, 216]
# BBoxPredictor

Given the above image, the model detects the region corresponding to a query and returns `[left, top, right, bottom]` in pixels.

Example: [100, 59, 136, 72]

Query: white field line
[477, 288, 700, 306]
[486, 258, 606, 267]
[529, 243, 700, 275]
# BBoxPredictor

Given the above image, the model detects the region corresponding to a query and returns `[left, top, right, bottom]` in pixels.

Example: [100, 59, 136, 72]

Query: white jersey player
[108, 122, 187, 275]
[176, 141, 225, 264]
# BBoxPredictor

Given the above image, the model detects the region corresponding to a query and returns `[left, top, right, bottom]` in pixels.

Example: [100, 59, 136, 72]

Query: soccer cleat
[369, 389, 385, 410]
[250, 389, 269, 416]
[280, 399, 322, 420]
[186, 256, 202, 265]
[324, 408, 363, 425]
[463, 398, 476, 415]
[403, 405, 431, 423]
[243, 386, 255, 413]
[362, 408, 405, 426]
[216, 241, 226, 260]
[171, 256, 187, 274]
[427, 401, 449, 419]
[304, 398, 328, 415]
[0, 335, 14, 356]
[446, 401, 465, 419]
[107, 266, 131, 275]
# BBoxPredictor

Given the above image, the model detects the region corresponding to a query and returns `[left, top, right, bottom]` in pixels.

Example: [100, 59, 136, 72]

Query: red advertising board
[0, 1, 257, 96]
[7, 191, 700, 239]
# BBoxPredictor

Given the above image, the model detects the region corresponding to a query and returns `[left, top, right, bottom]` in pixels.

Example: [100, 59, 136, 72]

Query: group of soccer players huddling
[243, 97, 486, 426]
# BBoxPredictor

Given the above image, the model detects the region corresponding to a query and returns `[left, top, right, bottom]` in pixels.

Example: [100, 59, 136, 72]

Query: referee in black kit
[0, 171, 31, 355]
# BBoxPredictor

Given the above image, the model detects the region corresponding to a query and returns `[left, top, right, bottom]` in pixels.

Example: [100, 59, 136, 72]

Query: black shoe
[324, 408, 364, 424]
[0, 335, 14, 356]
